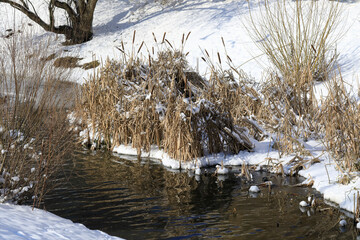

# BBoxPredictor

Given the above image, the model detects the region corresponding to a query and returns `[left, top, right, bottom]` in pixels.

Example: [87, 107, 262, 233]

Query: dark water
[42, 151, 358, 239]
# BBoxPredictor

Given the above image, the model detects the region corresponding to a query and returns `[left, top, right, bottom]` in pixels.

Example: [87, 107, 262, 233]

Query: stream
[41, 150, 358, 239]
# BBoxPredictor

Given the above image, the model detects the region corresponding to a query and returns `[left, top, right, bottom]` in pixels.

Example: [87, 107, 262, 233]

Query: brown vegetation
[77, 32, 258, 162]
[53, 56, 83, 68]
[0, 30, 77, 205]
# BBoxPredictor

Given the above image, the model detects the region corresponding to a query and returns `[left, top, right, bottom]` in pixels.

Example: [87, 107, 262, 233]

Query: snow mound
[0, 203, 122, 240]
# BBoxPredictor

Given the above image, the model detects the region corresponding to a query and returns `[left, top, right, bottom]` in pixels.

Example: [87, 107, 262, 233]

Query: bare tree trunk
[0, 0, 98, 44]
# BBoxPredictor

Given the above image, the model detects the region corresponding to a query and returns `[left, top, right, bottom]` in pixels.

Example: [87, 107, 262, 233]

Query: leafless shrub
[247, 0, 342, 82]
[245, 0, 343, 157]
[0, 27, 77, 206]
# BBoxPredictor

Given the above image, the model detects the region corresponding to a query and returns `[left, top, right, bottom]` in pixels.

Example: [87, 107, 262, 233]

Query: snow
[195, 166, 201, 175]
[216, 164, 229, 175]
[249, 185, 260, 193]
[1, 0, 360, 236]
[0, 203, 122, 240]
[339, 219, 347, 227]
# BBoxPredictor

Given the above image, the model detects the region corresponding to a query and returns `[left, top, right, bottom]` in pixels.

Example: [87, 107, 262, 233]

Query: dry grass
[0, 28, 77, 205]
[245, 0, 343, 157]
[245, 0, 360, 175]
[256, 62, 360, 174]
[77, 32, 360, 176]
[77, 32, 255, 162]
[201, 39, 266, 142]
[258, 70, 320, 156]
[81, 60, 100, 70]
[53, 56, 83, 68]
[320, 74, 360, 173]
[78, 1, 357, 176]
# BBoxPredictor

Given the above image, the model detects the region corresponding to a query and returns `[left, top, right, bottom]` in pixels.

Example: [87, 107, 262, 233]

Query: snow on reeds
[78, 31, 258, 162]
[78, 31, 360, 177]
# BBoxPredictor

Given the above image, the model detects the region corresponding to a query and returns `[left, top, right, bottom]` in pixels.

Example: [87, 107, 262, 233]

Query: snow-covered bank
[0, 203, 122, 240]
[113, 136, 360, 215]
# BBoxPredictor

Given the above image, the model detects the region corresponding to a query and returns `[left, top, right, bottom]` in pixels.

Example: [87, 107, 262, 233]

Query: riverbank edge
[111, 136, 360, 216]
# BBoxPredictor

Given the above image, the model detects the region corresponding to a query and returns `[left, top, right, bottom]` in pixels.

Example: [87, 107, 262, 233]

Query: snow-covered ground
[1, 0, 360, 237]
[0, 203, 122, 240]
[1, 1, 359, 84]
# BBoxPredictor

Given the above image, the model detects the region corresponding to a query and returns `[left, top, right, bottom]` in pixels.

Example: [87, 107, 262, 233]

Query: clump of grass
[78, 32, 255, 162]
[81, 60, 100, 70]
[0, 27, 77, 206]
[53, 56, 83, 68]
[200, 40, 266, 142]
[258, 70, 320, 156]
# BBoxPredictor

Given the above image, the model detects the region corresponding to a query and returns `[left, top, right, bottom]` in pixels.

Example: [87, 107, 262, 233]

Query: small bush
[246, 0, 343, 156]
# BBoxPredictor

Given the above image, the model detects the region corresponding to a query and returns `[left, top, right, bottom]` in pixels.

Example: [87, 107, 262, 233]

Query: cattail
[162, 32, 166, 43]
[132, 30, 136, 44]
[137, 41, 144, 54]
[186, 31, 191, 41]
[152, 32, 157, 43]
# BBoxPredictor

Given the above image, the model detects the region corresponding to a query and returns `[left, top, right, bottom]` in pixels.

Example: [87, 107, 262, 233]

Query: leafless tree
[0, 0, 98, 44]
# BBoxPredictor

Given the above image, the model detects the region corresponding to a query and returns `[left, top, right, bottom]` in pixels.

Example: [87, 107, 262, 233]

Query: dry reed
[320, 74, 360, 173]
[78, 32, 256, 162]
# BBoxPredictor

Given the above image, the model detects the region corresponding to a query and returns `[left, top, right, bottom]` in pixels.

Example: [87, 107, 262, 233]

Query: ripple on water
[41, 151, 357, 240]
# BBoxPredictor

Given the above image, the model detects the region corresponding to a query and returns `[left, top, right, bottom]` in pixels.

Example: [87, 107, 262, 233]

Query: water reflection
[41, 151, 357, 240]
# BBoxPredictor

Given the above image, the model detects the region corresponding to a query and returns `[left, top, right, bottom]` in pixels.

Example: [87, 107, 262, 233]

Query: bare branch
[27, 0, 39, 16]
[19, 0, 28, 9]
[54, 0, 77, 19]
[0, 0, 98, 44]
[0, 0, 63, 34]
[49, 0, 56, 31]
